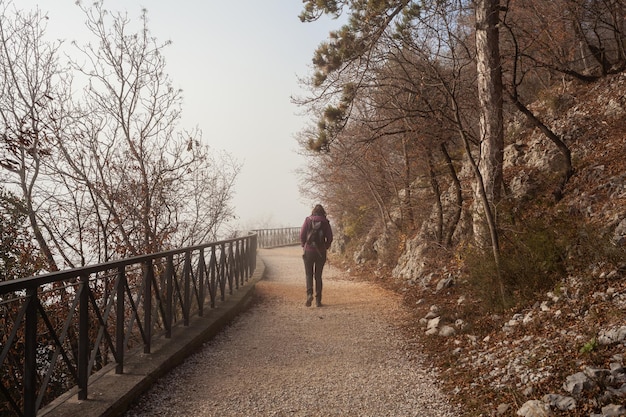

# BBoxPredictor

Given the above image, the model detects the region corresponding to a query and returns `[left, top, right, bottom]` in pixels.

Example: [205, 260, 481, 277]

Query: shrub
[464, 210, 625, 312]
[464, 214, 569, 311]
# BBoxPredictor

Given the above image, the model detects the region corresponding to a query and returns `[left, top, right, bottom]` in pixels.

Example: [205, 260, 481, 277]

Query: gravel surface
[123, 246, 459, 417]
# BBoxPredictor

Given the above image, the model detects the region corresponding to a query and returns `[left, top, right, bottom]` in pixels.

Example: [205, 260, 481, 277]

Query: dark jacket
[300, 215, 333, 253]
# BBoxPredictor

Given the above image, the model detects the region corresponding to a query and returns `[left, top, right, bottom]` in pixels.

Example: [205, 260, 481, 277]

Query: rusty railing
[254, 227, 300, 248]
[0, 234, 257, 417]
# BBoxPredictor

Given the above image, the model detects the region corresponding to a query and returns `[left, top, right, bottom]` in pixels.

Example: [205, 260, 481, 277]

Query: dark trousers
[302, 250, 326, 301]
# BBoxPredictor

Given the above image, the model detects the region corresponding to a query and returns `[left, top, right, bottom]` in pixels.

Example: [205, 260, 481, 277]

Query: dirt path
[124, 246, 458, 416]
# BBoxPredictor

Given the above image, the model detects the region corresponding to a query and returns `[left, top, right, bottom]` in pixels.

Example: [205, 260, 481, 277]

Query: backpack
[306, 218, 324, 248]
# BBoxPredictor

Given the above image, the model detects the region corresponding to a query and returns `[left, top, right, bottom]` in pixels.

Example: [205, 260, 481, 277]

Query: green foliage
[342, 204, 369, 240]
[579, 338, 597, 355]
[464, 207, 626, 312]
[394, 2, 422, 36]
[464, 214, 569, 311]
[311, 25, 364, 86]
[309, 99, 351, 152]
[538, 211, 626, 279]
[324, 105, 345, 123]
[299, 0, 342, 22]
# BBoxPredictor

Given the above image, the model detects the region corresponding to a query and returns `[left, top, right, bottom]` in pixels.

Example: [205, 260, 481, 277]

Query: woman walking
[300, 204, 333, 307]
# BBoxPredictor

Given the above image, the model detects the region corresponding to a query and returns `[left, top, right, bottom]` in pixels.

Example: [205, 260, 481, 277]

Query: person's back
[303, 215, 330, 252]
[300, 205, 333, 306]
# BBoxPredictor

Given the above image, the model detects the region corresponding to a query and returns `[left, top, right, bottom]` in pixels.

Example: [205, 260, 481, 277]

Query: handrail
[0, 234, 259, 417]
[254, 227, 301, 248]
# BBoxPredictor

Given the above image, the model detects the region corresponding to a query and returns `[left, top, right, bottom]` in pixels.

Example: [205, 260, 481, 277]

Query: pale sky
[16, 0, 342, 229]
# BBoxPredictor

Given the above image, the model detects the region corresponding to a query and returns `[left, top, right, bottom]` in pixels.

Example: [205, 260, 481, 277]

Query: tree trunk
[427, 152, 443, 244]
[18, 148, 59, 272]
[474, 0, 504, 244]
[401, 135, 415, 229]
[440, 143, 462, 247]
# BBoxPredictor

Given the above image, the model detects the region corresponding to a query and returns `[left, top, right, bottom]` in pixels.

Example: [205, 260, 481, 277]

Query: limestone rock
[542, 394, 576, 411]
[517, 400, 551, 417]
[563, 372, 595, 396]
[439, 325, 456, 337]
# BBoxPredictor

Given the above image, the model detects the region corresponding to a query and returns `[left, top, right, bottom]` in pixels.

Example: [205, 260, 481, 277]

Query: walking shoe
[305, 295, 313, 307]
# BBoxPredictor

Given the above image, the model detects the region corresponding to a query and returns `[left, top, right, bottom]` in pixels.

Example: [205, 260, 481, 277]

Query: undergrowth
[462, 211, 623, 313]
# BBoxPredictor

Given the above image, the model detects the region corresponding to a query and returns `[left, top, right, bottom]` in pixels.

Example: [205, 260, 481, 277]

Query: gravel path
[124, 246, 459, 417]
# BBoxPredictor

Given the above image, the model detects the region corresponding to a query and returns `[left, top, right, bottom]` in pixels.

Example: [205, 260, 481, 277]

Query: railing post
[78, 274, 89, 400]
[242, 238, 249, 279]
[251, 234, 257, 271]
[23, 288, 38, 417]
[209, 246, 217, 308]
[183, 251, 191, 326]
[239, 240, 246, 283]
[165, 254, 174, 338]
[143, 261, 152, 354]
[227, 242, 234, 294]
[198, 248, 205, 316]
[116, 266, 125, 374]
[219, 243, 226, 301]
[234, 241, 240, 289]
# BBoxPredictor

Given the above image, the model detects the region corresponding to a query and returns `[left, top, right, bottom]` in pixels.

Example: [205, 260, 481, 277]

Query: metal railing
[0, 234, 257, 417]
[254, 227, 301, 248]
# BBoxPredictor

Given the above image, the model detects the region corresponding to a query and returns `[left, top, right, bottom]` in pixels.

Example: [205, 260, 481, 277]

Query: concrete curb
[39, 256, 266, 417]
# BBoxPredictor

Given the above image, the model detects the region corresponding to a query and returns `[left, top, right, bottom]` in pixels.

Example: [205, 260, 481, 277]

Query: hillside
[359, 73, 626, 416]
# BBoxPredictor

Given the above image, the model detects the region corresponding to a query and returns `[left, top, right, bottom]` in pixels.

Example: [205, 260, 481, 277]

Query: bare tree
[0, 1, 67, 271]
[59, 1, 240, 258]
[67, 2, 182, 255]
[1, 0, 240, 270]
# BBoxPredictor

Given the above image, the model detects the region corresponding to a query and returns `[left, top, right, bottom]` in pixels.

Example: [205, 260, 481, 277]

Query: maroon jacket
[300, 215, 333, 253]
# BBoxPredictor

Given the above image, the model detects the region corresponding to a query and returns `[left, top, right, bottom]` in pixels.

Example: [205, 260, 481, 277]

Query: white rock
[439, 325, 456, 337]
[517, 400, 551, 416]
[427, 317, 440, 330]
[602, 404, 626, 416]
[542, 394, 576, 411]
[598, 326, 626, 345]
[424, 311, 439, 320]
[563, 372, 595, 395]
[522, 312, 533, 325]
